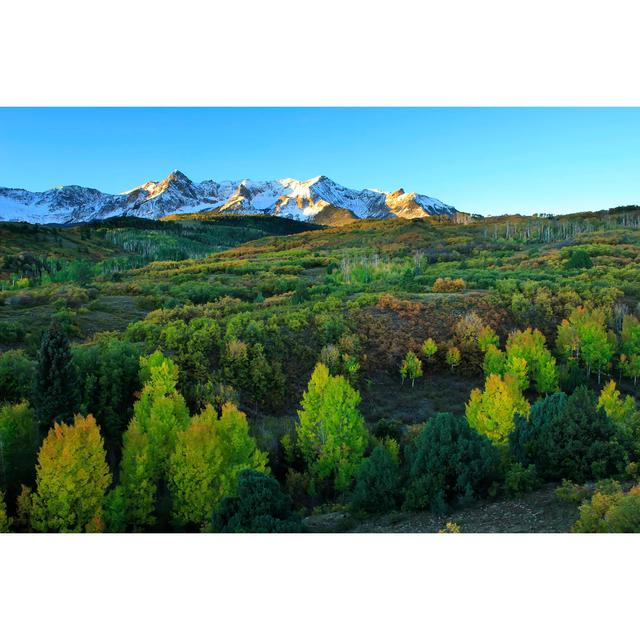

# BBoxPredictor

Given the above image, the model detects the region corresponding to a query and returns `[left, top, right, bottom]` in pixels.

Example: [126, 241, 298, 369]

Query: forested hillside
[1, 207, 640, 532]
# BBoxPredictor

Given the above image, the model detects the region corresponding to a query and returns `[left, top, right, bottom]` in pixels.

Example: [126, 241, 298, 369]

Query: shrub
[350, 443, 401, 514]
[510, 387, 627, 483]
[433, 277, 465, 293]
[573, 483, 640, 533]
[211, 470, 303, 532]
[504, 463, 541, 497]
[404, 413, 499, 513]
[372, 418, 403, 442]
[554, 479, 590, 504]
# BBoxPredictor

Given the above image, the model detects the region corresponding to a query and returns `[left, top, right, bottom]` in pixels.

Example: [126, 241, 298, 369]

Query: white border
[2, 1, 639, 637]
[2, 0, 640, 106]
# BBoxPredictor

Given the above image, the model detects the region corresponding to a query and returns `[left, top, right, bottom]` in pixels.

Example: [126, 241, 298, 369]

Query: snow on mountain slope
[0, 171, 457, 225]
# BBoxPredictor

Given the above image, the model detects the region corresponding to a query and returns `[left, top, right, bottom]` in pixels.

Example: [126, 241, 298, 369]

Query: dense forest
[1, 208, 640, 532]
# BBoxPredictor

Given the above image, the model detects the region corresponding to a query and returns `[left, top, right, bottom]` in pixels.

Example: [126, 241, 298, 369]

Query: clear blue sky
[1, 107, 639, 216]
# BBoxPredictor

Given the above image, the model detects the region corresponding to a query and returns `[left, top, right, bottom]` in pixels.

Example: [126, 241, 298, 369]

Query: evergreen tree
[404, 413, 498, 512]
[32, 321, 80, 432]
[510, 387, 626, 482]
[350, 442, 401, 514]
[211, 470, 303, 533]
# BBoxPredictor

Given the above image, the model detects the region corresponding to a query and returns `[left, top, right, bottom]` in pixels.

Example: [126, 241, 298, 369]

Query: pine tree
[33, 321, 80, 433]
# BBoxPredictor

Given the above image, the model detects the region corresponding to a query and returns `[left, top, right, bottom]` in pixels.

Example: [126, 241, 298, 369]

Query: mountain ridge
[0, 171, 458, 226]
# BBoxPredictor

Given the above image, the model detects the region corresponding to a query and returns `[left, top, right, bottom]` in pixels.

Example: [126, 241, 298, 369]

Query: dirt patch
[346, 484, 580, 533]
[360, 370, 482, 425]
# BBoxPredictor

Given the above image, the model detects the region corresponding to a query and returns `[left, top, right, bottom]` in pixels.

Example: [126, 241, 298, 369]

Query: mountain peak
[0, 173, 457, 225]
[166, 169, 192, 183]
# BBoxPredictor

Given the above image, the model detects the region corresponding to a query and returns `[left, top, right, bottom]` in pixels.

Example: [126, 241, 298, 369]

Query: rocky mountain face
[0, 171, 458, 225]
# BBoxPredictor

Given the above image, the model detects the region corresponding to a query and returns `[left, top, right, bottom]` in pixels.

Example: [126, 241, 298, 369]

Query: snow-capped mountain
[0, 171, 457, 225]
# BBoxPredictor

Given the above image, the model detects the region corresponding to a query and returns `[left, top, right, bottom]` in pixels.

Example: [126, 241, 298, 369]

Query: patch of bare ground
[303, 484, 581, 533]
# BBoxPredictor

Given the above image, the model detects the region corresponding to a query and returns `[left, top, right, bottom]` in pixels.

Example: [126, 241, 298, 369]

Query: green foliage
[211, 469, 303, 533]
[557, 308, 614, 381]
[465, 374, 530, 444]
[350, 442, 401, 514]
[420, 338, 438, 361]
[296, 363, 367, 493]
[31, 414, 111, 532]
[554, 479, 590, 504]
[478, 326, 499, 352]
[510, 387, 627, 483]
[119, 352, 190, 529]
[566, 249, 593, 270]
[445, 346, 461, 371]
[168, 403, 267, 529]
[404, 413, 499, 513]
[0, 350, 34, 404]
[573, 483, 640, 533]
[74, 336, 141, 459]
[0, 401, 38, 502]
[32, 321, 80, 432]
[482, 344, 506, 377]
[400, 350, 423, 387]
[620, 315, 640, 384]
[504, 463, 541, 496]
[0, 491, 11, 532]
[505, 328, 559, 393]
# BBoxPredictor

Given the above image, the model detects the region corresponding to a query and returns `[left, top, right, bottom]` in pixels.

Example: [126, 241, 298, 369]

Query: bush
[504, 463, 541, 496]
[554, 479, 590, 504]
[433, 277, 465, 293]
[350, 443, 401, 514]
[211, 470, 304, 533]
[0, 321, 25, 344]
[573, 483, 640, 533]
[371, 418, 403, 442]
[404, 413, 499, 513]
[510, 388, 627, 483]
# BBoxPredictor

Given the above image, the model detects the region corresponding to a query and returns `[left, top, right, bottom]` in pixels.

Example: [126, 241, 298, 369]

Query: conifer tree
[33, 321, 80, 432]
